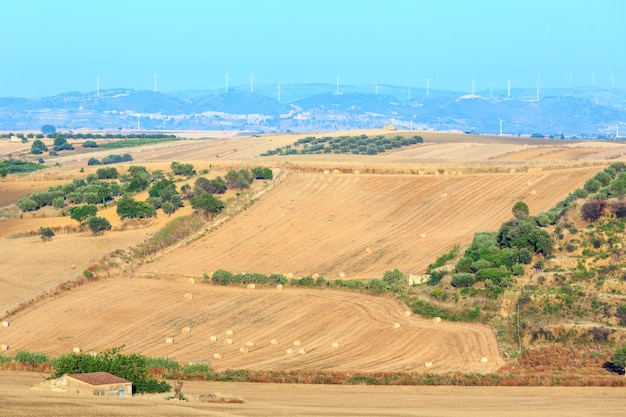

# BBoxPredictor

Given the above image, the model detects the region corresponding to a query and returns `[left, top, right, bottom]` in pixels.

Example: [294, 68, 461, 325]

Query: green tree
[39, 226, 54, 241]
[70, 205, 98, 224]
[611, 346, 626, 374]
[162, 201, 176, 216]
[17, 198, 38, 212]
[41, 124, 56, 135]
[512, 200, 529, 218]
[190, 192, 224, 218]
[170, 161, 195, 176]
[31, 139, 48, 155]
[86, 216, 112, 235]
[116, 196, 156, 219]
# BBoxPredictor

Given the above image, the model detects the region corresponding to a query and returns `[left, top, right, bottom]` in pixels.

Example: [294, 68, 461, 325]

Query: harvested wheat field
[139, 166, 601, 279]
[0, 277, 503, 373]
[1, 371, 624, 417]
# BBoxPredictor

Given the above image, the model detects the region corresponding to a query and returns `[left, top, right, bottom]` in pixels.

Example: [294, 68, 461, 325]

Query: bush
[70, 205, 98, 223]
[96, 167, 118, 179]
[190, 192, 224, 218]
[83, 140, 98, 148]
[426, 270, 445, 285]
[252, 167, 273, 179]
[581, 199, 607, 222]
[116, 196, 156, 219]
[512, 200, 529, 218]
[475, 268, 511, 284]
[611, 346, 626, 370]
[87, 158, 101, 166]
[86, 216, 112, 235]
[451, 273, 475, 288]
[171, 162, 195, 176]
[31, 139, 48, 154]
[17, 198, 38, 212]
[39, 227, 54, 241]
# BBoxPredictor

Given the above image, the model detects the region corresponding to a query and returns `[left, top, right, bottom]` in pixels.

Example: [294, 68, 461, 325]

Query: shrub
[171, 161, 195, 176]
[451, 273, 475, 288]
[96, 167, 118, 179]
[86, 216, 112, 235]
[426, 270, 445, 285]
[581, 199, 607, 222]
[475, 268, 511, 284]
[611, 346, 626, 370]
[252, 167, 273, 179]
[31, 139, 48, 155]
[17, 198, 38, 212]
[116, 196, 156, 219]
[83, 140, 98, 148]
[70, 205, 98, 224]
[87, 158, 101, 166]
[190, 192, 224, 218]
[612, 200, 626, 218]
[382, 269, 404, 286]
[583, 178, 601, 193]
[39, 227, 54, 241]
[512, 200, 529, 218]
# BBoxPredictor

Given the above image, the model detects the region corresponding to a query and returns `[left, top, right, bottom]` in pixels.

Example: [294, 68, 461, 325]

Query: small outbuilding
[61, 372, 132, 396]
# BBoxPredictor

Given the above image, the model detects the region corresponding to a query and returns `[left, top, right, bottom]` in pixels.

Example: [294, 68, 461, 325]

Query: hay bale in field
[312, 273, 319, 279]
[403, 310, 412, 318]
[417, 170, 425, 176]
[0, 344, 9, 351]
[72, 347, 82, 354]
[365, 247, 372, 254]
[442, 170, 449, 176]
[526, 181, 533, 186]
[224, 338, 233, 345]
[1, 321, 9, 328]
[209, 335, 218, 342]
[393, 322, 400, 329]
[509, 168, 516, 174]
[419, 233, 427, 238]
[225, 329, 234, 336]
[213, 353, 223, 359]
[165, 337, 175, 344]
[89, 352, 98, 357]
[457, 171, 463, 176]
[439, 193, 447, 199]
[331, 342, 339, 348]
[188, 277, 196, 285]
[270, 338, 278, 345]
[480, 356, 489, 363]
[432, 317, 442, 324]
[298, 348, 306, 355]
[530, 190, 537, 196]
[184, 292, 193, 300]
[239, 347, 248, 354]
[286, 348, 294, 354]
[339, 272, 346, 278]
[354, 170, 360, 175]
[324, 169, 330, 175]
[286, 273, 294, 279]
[246, 283, 256, 290]
[181, 326, 191, 334]
[408, 274, 428, 285]
[276, 284, 283, 291]
[246, 341, 255, 347]
[293, 340, 301, 346]
[332, 169, 341, 174]
[425, 361, 433, 368]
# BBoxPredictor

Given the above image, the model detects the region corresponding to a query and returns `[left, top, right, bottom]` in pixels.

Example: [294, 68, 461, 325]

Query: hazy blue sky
[1, 0, 624, 97]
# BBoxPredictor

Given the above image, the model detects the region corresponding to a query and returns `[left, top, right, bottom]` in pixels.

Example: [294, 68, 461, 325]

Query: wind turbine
[610, 73, 617, 88]
[407, 85, 411, 100]
[471, 77, 476, 96]
[223, 71, 230, 93]
[374, 81, 379, 95]
[334, 74, 341, 95]
[564, 71, 573, 89]
[498, 118, 504, 136]
[487, 82, 495, 99]
[506, 79, 513, 99]
[535, 74, 541, 102]
[249, 72, 255, 94]
[96, 75, 100, 96]
[153, 72, 159, 92]
[589, 71, 596, 87]
[616, 122, 620, 138]
[425, 77, 432, 96]
[277, 81, 281, 102]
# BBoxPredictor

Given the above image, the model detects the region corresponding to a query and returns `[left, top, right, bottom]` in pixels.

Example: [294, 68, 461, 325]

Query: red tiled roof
[66, 372, 130, 386]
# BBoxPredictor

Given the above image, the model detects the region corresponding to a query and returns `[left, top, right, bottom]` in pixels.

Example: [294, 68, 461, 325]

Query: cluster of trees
[30, 137, 74, 156]
[44, 132, 176, 140]
[51, 346, 170, 394]
[261, 134, 423, 156]
[88, 153, 133, 165]
[147, 178, 183, 215]
[0, 160, 44, 176]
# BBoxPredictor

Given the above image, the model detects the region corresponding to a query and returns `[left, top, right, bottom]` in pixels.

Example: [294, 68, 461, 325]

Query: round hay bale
[181, 326, 191, 334]
[442, 170, 449, 176]
[293, 340, 301, 346]
[457, 171, 463, 176]
[439, 193, 447, 199]
[184, 292, 193, 300]
[187, 277, 196, 285]
[393, 322, 400, 329]
[239, 346, 249, 354]
[332, 169, 340, 174]
[509, 168, 516, 174]
[419, 233, 427, 238]
[365, 247, 372, 254]
[425, 361, 433, 368]
[298, 348, 306, 355]
[89, 352, 98, 357]
[339, 272, 346, 278]
[530, 190, 537, 196]
[225, 329, 234, 336]
[354, 170, 360, 176]
[1, 321, 9, 328]
[270, 338, 278, 345]
[324, 169, 330, 175]
[276, 284, 283, 291]
[312, 273, 319, 279]
[450, 170, 457, 176]
[480, 356, 489, 363]
[331, 342, 339, 348]
[0, 344, 9, 351]
[165, 337, 175, 344]
[286, 348, 294, 354]
[213, 353, 223, 359]
[72, 347, 82, 354]
[209, 335, 218, 342]
[526, 181, 533, 186]
[224, 338, 233, 345]
[432, 317, 442, 324]
[286, 273, 294, 279]
[403, 310, 412, 318]
[433, 170, 440, 176]
[418, 170, 425, 176]
[246, 283, 256, 290]
[246, 341, 255, 347]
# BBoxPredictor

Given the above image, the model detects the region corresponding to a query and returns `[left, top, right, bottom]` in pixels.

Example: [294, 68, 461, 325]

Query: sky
[1, 0, 624, 97]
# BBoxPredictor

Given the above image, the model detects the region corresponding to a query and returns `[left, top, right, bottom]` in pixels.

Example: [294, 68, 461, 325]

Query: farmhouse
[54, 372, 132, 396]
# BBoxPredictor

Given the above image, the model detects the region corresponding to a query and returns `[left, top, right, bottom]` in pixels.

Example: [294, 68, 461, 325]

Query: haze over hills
[1, 84, 625, 137]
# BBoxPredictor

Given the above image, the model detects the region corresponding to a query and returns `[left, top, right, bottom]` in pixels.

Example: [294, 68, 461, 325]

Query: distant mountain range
[1, 84, 625, 138]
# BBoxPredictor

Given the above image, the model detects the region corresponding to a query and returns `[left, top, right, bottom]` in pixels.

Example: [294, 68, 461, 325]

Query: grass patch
[99, 137, 179, 149]
[132, 214, 206, 257]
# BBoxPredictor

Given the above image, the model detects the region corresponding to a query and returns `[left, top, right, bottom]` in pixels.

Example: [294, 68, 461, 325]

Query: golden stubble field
[2, 130, 626, 415]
